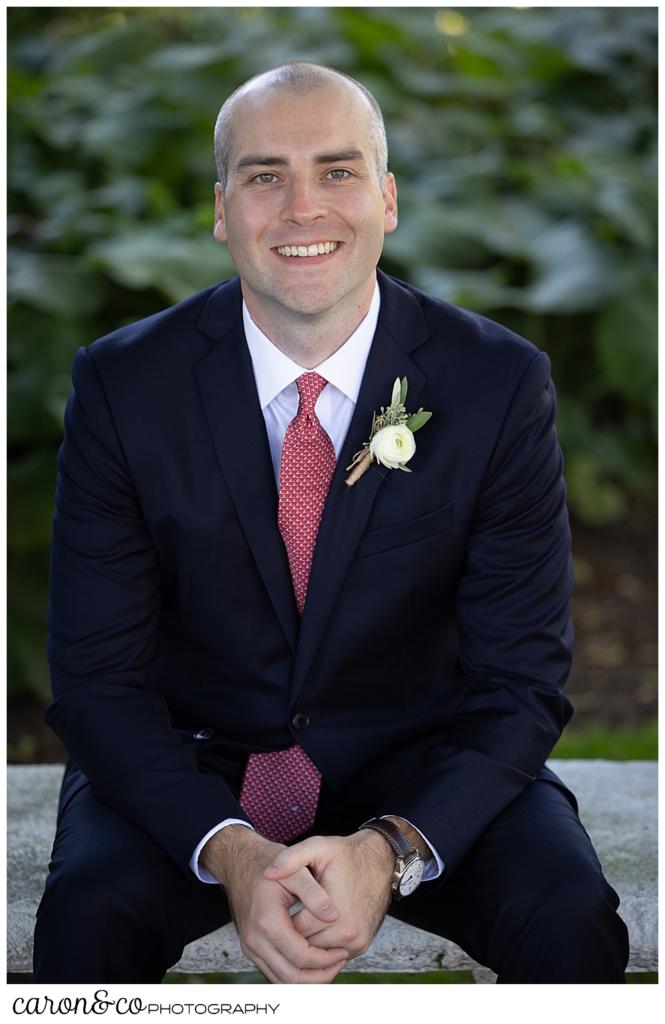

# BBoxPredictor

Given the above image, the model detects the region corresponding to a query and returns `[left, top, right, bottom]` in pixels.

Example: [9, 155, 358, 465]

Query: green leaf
[524, 222, 620, 313]
[390, 377, 401, 407]
[7, 548, 51, 698]
[90, 231, 234, 304]
[400, 377, 408, 404]
[594, 276, 657, 421]
[564, 454, 626, 525]
[8, 250, 102, 318]
[406, 410, 432, 432]
[8, 450, 57, 550]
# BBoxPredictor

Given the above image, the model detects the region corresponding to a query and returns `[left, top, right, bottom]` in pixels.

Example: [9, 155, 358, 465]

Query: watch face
[399, 858, 424, 896]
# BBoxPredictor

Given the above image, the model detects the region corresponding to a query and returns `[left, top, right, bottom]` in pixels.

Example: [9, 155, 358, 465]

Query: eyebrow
[235, 149, 367, 170]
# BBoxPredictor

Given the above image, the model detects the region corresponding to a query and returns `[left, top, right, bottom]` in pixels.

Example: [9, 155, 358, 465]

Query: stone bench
[7, 761, 657, 982]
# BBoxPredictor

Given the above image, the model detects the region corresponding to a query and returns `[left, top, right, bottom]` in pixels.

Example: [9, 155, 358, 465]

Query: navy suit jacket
[46, 269, 575, 878]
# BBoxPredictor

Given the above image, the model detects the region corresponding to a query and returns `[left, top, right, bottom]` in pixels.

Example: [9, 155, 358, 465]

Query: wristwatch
[359, 817, 425, 899]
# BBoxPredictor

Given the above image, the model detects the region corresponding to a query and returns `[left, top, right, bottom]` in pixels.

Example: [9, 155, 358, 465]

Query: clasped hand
[203, 827, 394, 983]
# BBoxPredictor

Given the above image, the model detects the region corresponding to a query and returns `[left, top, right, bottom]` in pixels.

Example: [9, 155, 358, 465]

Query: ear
[382, 173, 398, 235]
[213, 182, 228, 243]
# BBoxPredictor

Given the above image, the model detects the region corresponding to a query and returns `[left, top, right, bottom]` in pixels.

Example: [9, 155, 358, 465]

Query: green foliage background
[8, 7, 657, 700]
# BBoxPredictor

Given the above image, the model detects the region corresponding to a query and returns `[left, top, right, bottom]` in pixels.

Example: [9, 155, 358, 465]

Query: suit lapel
[193, 282, 299, 651]
[290, 273, 429, 701]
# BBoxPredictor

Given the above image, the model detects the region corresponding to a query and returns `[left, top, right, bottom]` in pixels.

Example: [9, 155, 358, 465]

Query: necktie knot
[296, 372, 328, 419]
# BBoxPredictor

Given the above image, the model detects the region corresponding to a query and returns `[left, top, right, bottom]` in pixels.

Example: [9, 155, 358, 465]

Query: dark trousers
[33, 764, 629, 984]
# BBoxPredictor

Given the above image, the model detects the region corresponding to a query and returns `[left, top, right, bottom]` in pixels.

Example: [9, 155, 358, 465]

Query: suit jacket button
[193, 728, 213, 741]
[291, 712, 310, 730]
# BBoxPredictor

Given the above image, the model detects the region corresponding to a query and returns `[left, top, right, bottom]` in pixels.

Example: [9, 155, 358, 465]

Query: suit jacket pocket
[357, 501, 453, 559]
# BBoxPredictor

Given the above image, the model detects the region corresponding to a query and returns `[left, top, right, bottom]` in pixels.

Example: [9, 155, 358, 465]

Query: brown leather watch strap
[359, 817, 415, 858]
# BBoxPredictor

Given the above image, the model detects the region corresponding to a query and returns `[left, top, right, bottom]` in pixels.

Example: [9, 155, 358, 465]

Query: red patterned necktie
[239, 372, 335, 843]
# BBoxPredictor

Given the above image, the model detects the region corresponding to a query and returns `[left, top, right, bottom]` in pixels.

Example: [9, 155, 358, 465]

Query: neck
[242, 279, 375, 369]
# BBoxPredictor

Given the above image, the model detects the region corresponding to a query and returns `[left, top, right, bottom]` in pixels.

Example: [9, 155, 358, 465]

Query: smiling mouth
[275, 241, 340, 257]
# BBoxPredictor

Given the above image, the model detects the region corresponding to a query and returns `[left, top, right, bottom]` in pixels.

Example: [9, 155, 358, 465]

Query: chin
[274, 290, 338, 319]
[285, 298, 336, 317]
[281, 279, 363, 318]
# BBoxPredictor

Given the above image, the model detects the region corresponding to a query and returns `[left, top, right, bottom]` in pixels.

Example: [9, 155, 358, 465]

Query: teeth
[276, 242, 338, 257]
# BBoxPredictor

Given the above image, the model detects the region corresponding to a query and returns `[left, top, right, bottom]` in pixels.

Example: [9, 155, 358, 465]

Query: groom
[34, 62, 629, 983]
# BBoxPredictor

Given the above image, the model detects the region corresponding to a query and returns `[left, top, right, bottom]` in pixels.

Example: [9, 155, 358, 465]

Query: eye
[252, 173, 279, 184]
[326, 168, 352, 181]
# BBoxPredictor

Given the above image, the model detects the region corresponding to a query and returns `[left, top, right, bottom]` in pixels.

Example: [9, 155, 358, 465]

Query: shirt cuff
[381, 815, 445, 880]
[189, 818, 255, 884]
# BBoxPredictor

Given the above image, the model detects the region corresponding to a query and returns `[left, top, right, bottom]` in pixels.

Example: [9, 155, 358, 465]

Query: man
[34, 62, 629, 984]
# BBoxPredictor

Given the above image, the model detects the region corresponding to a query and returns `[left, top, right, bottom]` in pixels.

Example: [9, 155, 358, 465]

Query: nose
[280, 176, 326, 226]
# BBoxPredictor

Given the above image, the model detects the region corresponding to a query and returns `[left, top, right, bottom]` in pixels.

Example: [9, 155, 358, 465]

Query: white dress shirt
[190, 280, 444, 884]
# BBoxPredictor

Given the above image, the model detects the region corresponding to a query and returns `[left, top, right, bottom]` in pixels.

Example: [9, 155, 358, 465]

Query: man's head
[212, 62, 398, 329]
[214, 62, 389, 192]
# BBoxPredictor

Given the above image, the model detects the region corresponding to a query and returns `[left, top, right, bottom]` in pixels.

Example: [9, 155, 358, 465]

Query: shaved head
[214, 62, 388, 190]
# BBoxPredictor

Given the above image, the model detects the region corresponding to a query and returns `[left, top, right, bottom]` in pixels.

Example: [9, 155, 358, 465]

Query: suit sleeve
[45, 347, 250, 875]
[377, 351, 574, 873]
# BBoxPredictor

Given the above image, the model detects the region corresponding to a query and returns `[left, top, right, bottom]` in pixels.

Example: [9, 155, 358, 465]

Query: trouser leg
[33, 765, 231, 983]
[388, 776, 630, 983]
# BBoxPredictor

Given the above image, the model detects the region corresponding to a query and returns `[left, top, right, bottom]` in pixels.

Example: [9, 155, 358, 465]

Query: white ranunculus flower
[369, 425, 416, 470]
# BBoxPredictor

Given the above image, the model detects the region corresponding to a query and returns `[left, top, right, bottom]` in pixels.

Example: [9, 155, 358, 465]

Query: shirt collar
[243, 281, 381, 409]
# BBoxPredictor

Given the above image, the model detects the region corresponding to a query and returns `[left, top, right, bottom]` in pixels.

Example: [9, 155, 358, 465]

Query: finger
[248, 926, 346, 984]
[277, 865, 338, 923]
[250, 952, 280, 985]
[264, 837, 329, 879]
[292, 917, 350, 951]
[266, 906, 348, 971]
[257, 941, 347, 985]
[243, 921, 344, 982]
[240, 939, 293, 986]
[291, 906, 333, 940]
[306, 930, 353, 952]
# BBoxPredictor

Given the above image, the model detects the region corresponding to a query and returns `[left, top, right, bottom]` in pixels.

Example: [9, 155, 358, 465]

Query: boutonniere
[345, 377, 432, 487]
